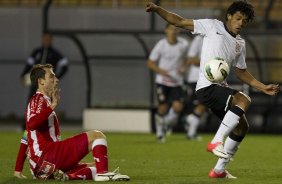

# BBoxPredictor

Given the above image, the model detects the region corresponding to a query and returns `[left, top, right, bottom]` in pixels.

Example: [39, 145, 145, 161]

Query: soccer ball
[204, 57, 230, 83]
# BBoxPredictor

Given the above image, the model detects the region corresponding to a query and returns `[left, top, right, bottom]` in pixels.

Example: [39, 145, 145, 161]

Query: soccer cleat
[53, 169, 69, 181]
[165, 126, 173, 136]
[157, 135, 166, 143]
[94, 167, 130, 182]
[187, 135, 202, 141]
[208, 169, 237, 179]
[207, 142, 228, 158]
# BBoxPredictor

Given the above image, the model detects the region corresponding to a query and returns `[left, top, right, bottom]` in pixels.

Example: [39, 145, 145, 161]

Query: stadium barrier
[83, 109, 151, 133]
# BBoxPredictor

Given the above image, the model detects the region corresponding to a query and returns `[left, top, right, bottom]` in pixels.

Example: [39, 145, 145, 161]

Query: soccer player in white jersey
[147, 24, 189, 143]
[146, 0, 279, 178]
[182, 35, 206, 140]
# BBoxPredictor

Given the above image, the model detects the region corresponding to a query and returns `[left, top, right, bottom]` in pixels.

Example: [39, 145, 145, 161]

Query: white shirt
[149, 37, 189, 87]
[186, 35, 203, 83]
[192, 19, 247, 91]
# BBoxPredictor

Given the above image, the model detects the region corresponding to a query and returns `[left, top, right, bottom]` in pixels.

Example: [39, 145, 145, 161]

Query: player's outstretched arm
[235, 68, 279, 95]
[145, 2, 194, 31]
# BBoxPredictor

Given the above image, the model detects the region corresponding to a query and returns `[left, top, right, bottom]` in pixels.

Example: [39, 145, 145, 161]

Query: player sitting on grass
[14, 64, 129, 181]
[146, 0, 279, 179]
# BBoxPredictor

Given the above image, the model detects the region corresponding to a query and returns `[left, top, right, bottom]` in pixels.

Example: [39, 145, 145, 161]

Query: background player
[146, 0, 279, 178]
[182, 35, 206, 140]
[20, 32, 68, 131]
[147, 24, 189, 143]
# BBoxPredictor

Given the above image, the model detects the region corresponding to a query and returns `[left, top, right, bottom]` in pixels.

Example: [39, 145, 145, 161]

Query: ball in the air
[204, 57, 230, 83]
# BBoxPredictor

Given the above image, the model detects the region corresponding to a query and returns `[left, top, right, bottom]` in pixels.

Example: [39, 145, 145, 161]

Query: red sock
[68, 167, 96, 180]
[92, 139, 108, 173]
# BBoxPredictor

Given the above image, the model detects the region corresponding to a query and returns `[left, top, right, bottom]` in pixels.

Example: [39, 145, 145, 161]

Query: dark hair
[226, 0, 255, 22]
[30, 64, 53, 90]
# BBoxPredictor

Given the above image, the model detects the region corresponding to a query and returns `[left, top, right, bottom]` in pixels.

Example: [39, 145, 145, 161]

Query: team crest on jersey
[235, 43, 241, 53]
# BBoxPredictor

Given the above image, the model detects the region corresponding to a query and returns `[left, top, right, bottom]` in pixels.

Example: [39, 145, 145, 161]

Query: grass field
[0, 131, 282, 184]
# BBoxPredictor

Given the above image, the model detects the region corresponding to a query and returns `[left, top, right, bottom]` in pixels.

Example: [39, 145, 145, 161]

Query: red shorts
[39, 133, 89, 172]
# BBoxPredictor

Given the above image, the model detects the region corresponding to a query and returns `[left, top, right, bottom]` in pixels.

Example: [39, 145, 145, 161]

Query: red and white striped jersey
[26, 92, 61, 170]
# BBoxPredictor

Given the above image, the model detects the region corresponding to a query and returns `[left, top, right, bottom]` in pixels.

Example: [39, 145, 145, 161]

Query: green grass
[1, 131, 282, 184]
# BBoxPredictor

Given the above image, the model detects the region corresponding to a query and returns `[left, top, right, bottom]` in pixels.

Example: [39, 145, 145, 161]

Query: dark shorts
[196, 84, 238, 120]
[184, 82, 199, 106]
[156, 84, 184, 104]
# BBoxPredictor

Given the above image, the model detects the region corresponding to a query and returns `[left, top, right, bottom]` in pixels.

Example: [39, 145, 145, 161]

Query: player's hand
[178, 66, 188, 76]
[14, 171, 27, 179]
[159, 69, 169, 77]
[145, 2, 158, 12]
[50, 87, 61, 109]
[263, 84, 279, 96]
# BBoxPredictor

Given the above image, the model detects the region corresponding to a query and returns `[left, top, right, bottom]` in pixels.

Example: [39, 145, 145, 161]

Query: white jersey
[149, 37, 189, 87]
[186, 35, 203, 83]
[192, 19, 247, 91]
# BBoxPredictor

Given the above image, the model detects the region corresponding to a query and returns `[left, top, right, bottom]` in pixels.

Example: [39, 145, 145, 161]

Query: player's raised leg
[207, 92, 251, 158]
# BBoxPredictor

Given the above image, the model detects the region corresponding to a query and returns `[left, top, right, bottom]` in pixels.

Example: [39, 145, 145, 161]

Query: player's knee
[233, 92, 251, 110]
[172, 103, 183, 113]
[158, 104, 169, 115]
[194, 104, 206, 115]
[86, 130, 106, 142]
[93, 130, 106, 139]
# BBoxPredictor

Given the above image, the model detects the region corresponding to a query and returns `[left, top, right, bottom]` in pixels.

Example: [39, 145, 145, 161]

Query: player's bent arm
[235, 68, 267, 90]
[186, 57, 200, 66]
[146, 3, 194, 31]
[147, 59, 168, 76]
[180, 57, 200, 74]
[235, 68, 279, 95]
[28, 107, 54, 130]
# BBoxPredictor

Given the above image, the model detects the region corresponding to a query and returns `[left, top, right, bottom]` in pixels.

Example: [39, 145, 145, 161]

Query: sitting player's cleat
[208, 169, 237, 179]
[94, 167, 130, 182]
[207, 142, 228, 158]
[53, 169, 69, 181]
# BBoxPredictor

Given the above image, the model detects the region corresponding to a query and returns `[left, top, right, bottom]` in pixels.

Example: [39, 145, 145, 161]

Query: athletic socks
[163, 108, 178, 126]
[155, 114, 165, 138]
[211, 106, 245, 143]
[214, 134, 244, 173]
[92, 139, 108, 174]
[186, 113, 200, 138]
[68, 166, 97, 180]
